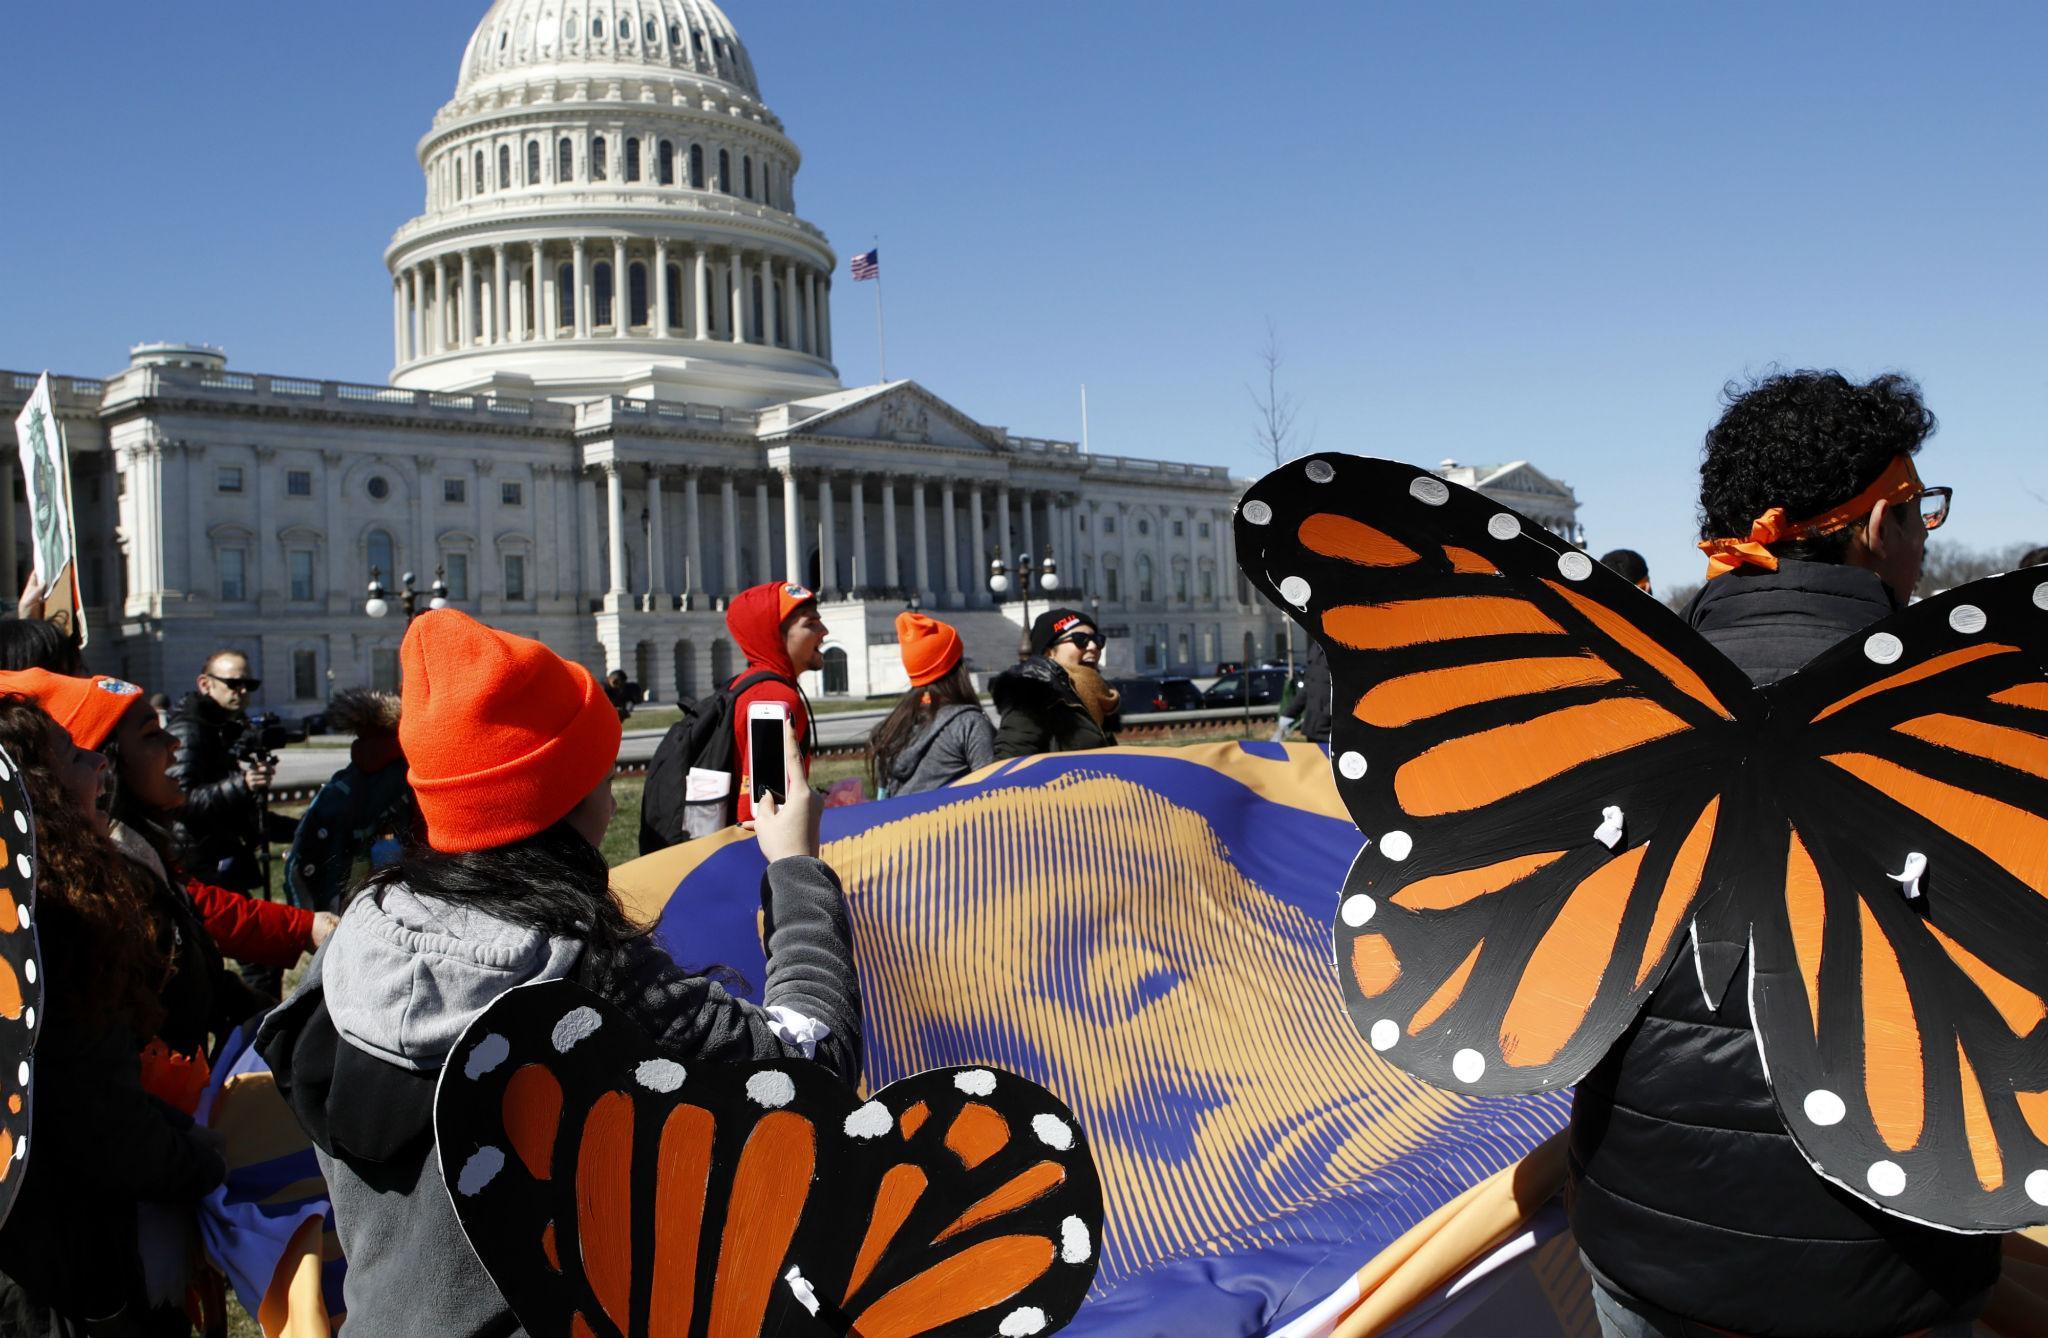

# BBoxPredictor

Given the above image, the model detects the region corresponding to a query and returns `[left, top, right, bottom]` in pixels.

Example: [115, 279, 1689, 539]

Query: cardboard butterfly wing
[1234, 454, 1758, 1096]
[1737, 570, 2048, 1230]
[435, 980, 1104, 1338]
[0, 745, 39, 1229]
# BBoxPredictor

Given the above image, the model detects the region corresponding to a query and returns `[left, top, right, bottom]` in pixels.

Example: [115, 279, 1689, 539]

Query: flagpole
[872, 248, 887, 383]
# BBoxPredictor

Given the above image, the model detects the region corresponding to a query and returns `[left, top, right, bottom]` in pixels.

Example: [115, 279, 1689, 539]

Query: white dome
[458, 0, 760, 100]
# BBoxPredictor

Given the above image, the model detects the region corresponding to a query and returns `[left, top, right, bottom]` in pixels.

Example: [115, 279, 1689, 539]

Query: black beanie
[1029, 608, 1094, 657]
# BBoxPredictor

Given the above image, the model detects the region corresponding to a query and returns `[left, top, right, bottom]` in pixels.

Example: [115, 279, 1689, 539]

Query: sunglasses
[1911, 486, 1951, 532]
[1057, 633, 1106, 651]
[209, 676, 262, 692]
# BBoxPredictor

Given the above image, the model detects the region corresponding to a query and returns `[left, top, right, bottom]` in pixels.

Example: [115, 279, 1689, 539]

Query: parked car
[1214, 660, 1245, 676]
[1111, 677, 1169, 714]
[1156, 677, 1203, 711]
[1200, 669, 1290, 708]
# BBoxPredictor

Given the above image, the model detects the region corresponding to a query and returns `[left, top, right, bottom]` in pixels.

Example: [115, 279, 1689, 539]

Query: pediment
[766, 381, 999, 451]
[1481, 463, 1574, 503]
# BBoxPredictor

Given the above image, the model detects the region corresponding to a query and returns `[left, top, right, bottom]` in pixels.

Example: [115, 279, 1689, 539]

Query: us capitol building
[1, 0, 1579, 715]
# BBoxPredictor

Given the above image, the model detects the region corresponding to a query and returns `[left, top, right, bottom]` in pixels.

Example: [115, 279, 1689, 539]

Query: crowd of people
[0, 366, 2038, 1336]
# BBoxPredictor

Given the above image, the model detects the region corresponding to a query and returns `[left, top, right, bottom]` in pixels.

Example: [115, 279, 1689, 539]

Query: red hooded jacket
[725, 583, 814, 822]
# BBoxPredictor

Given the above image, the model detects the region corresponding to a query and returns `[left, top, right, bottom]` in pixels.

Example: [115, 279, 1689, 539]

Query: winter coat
[991, 659, 1119, 760]
[165, 693, 296, 893]
[886, 704, 996, 796]
[110, 823, 268, 1058]
[183, 875, 313, 970]
[1569, 559, 1999, 1336]
[723, 586, 815, 824]
[1296, 642, 1333, 744]
[258, 858, 861, 1338]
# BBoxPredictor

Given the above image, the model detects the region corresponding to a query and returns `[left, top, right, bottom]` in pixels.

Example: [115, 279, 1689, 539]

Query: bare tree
[1248, 319, 1305, 471]
[1662, 581, 1703, 615]
[1918, 539, 2036, 595]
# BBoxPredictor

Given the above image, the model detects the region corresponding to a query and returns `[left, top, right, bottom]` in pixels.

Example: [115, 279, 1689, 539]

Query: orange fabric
[934, 1161, 1066, 1242]
[576, 1091, 635, 1329]
[139, 1039, 211, 1114]
[1323, 597, 1563, 651]
[649, 1104, 716, 1334]
[398, 610, 621, 853]
[1633, 799, 1720, 989]
[1351, 933, 1402, 996]
[1700, 454, 1923, 579]
[1298, 513, 1421, 568]
[847, 1164, 927, 1300]
[852, 1236, 1056, 1338]
[1355, 657, 1619, 728]
[709, 1111, 815, 1335]
[1499, 846, 1647, 1067]
[1441, 545, 1499, 575]
[895, 611, 963, 687]
[1786, 832, 1827, 1035]
[1956, 1042, 2004, 1191]
[1859, 899, 1926, 1152]
[1393, 853, 1566, 912]
[1992, 683, 2048, 712]
[0, 669, 143, 750]
[943, 1102, 1010, 1170]
[1895, 713, 2048, 782]
[1813, 643, 2019, 723]
[1393, 699, 1689, 818]
[502, 1064, 563, 1180]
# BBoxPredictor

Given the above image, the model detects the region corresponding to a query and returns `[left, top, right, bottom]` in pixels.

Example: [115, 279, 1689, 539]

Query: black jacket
[990, 658, 1119, 760]
[167, 692, 276, 892]
[1296, 642, 1333, 744]
[1569, 560, 2000, 1336]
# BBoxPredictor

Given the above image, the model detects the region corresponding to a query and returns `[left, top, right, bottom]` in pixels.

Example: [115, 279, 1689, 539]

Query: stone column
[910, 482, 931, 603]
[1187, 506, 1201, 606]
[580, 470, 602, 609]
[459, 250, 476, 347]
[728, 250, 746, 344]
[492, 245, 509, 344]
[780, 260, 798, 349]
[653, 239, 671, 337]
[572, 239, 591, 339]
[847, 477, 866, 594]
[532, 241, 551, 340]
[605, 464, 628, 606]
[719, 475, 740, 597]
[969, 484, 987, 606]
[1022, 492, 1038, 564]
[997, 484, 1013, 559]
[430, 258, 448, 354]
[756, 255, 772, 344]
[817, 473, 837, 597]
[391, 278, 406, 366]
[682, 469, 702, 602]
[881, 481, 900, 590]
[753, 479, 773, 583]
[819, 281, 832, 361]
[646, 469, 667, 609]
[692, 248, 711, 340]
[940, 481, 961, 608]
[612, 237, 629, 337]
[781, 469, 802, 581]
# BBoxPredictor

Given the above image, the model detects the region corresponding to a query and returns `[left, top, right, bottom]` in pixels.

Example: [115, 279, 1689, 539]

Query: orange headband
[1698, 455, 1922, 580]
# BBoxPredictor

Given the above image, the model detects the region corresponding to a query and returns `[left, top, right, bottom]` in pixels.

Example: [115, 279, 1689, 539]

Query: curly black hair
[1698, 370, 1935, 562]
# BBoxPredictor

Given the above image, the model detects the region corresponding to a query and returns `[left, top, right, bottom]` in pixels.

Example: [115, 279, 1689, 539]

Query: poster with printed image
[13, 374, 84, 643]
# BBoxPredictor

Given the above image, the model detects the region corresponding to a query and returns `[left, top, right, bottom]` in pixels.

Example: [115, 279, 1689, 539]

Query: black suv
[1200, 668, 1291, 708]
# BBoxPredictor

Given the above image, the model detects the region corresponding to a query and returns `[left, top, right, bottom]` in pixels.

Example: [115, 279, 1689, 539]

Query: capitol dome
[386, 0, 840, 405]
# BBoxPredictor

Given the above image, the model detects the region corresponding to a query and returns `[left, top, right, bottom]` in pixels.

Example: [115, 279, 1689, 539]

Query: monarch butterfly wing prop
[434, 980, 1104, 1338]
[1234, 455, 1757, 1095]
[0, 746, 39, 1229]
[1743, 570, 2048, 1230]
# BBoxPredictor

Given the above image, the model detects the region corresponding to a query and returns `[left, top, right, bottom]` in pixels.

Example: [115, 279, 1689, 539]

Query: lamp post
[366, 565, 450, 622]
[990, 549, 1058, 661]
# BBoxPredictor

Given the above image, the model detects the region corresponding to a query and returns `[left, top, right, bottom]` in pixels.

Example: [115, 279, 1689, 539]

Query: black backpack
[639, 669, 798, 854]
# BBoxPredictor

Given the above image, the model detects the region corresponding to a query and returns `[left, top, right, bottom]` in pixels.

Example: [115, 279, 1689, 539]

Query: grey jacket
[887, 704, 996, 796]
[259, 858, 860, 1338]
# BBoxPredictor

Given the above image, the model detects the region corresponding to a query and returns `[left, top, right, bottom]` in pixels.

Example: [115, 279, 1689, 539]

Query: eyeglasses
[1058, 633, 1106, 651]
[1913, 486, 1951, 532]
[209, 675, 261, 692]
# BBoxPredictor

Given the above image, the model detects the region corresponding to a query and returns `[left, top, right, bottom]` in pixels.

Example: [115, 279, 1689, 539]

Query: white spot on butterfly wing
[20, 1007, 30, 1031]
[1864, 632, 1903, 665]
[1486, 514, 1521, 541]
[1803, 1090, 1846, 1126]
[550, 1006, 602, 1053]
[1240, 500, 1273, 526]
[0, 758, 11, 782]
[456, 1146, 506, 1196]
[1949, 604, 1987, 635]
[14, 1062, 24, 1086]
[955, 1069, 998, 1096]
[635, 1059, 686, 1093]
[1452, 1049, 1485, 1084]
[1558, 551, 1594, 582]
[13, 855, 26, 880]
[10, 811, 22, 835]
[1379, 831, 1413, 861]
[1304, 460, 1335, 484]
[1370, 1019, 1399, 1051]
[1278, 576, 1312, 609]
[1887, 852, 1927, 901]
[2027, 1169, 2048, 1206]
[1060, 1216, 1092, 1264]
[1409, 476, 1450, 506]
[1337, 750, 1367, 779]
[464, 1033, 511, 1079]
[845, 1101, 893, 1139]
[784, 1266, 821, 1316]
[1867, 1160, 1906, 1197]
[999, 1308, 1048, 1336]
[746, 1070, 796, 1108]
[1340, 895, 1376, 928]
[1032, 1113, 1075, 1150]
[20, 959, 32, 986]
[1593, 806, 1625, 849]
[2034, 583, 2048, 612]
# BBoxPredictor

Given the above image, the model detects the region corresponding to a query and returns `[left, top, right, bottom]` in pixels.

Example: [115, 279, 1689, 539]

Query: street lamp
[364, 568, 391, 619]
[366, 565, 450, 621]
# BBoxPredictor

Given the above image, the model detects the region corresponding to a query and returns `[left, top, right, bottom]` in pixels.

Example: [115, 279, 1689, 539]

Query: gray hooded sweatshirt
[886, 703, 997, 797]
[259, 857, 859, 1338]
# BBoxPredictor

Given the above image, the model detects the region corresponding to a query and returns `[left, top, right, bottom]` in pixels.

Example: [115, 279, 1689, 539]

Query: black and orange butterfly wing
[1234, 455, 1759, 1095]
[434, 980, 1104, 1338]
[0, 745, 40, 1228]
[1738, 570, 2048, 1230]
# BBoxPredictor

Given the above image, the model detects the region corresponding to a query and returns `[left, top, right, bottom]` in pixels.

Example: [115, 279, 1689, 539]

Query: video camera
[230, 711, 291, 770]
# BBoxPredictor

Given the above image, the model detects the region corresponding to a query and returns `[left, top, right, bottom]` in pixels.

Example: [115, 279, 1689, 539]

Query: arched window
[669, 22, 681, 47]
[645, 17, 657, 42]
[717, 148, 730, 193]
[594, 262, 615, 328]
[498, 145, 511, 190]
[557, 137, 573, 182]
[658, 140, 675, 185]
[742, 154, 753, 199]
[665, 264, 684, 330]
[762, 163, 774, 207]
[526, 140, 540, 185]
[618, 17, 630, 40]
[749, 274, 763, 342]
[1105, 562, 1122, 603]
[628, 263, 649, 328]
[455, 156, 464, 199]
[367, 529, 395, 583]
[591, 136, 608, 182]
[1138, 555, 1155, 603]
[474, 150, 485, 193]
[625, 138, 641, 183]
[591, 16, 603, 37]
[822, 647, 849, 696]
[688, 143, 705, 188]
[557, 262, 575, 329]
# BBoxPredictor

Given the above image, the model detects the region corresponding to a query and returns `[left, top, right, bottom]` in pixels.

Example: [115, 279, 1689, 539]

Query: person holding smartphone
[725, 580, 827, 822]
[991, 608, 1121, 759]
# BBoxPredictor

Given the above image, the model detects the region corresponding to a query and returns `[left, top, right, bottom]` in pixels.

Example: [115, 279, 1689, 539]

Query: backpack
[639, 669, 796, 854]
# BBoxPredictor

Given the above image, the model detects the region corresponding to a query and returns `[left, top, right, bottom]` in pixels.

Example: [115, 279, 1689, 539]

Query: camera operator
[168, 650, 300, 894]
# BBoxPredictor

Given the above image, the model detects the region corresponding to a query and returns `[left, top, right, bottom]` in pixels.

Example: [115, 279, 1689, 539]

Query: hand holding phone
[747, 701, 790, 805]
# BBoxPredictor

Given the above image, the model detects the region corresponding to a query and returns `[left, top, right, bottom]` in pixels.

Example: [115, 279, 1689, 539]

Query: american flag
[850, 249, 880, 281]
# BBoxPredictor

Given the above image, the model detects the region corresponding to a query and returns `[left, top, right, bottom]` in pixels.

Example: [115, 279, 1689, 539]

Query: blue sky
[3, 2, 2041, 588]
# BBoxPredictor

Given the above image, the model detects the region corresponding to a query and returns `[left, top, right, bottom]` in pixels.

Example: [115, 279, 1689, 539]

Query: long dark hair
[867, 660, 978, 794]
[0, 697, 165, 1034]
[102, 728, 179, 877]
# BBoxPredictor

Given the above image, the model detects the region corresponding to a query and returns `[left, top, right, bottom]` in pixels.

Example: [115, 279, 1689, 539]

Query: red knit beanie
[398, 611, 621, 853]
[0, 669, 145, 750]
[896, 611, 963, 687]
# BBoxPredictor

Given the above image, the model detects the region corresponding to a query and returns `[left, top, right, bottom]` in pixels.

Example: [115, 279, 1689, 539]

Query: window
[219, 548, 247, 601]
[742, 154, 753, 199]
[474, 150, 485, 193]
[717, 148, 730, 192]
[503, 553, 527, 601]
[625, 137, 641, 183]
[591, 15, 603, 37]
[370, 647, 399, 694]
[591, 136, 608, 182]
[689, 143, 705, 188]
[645, 17, 657, 41]
[286, 469, 312, 497]
[1104, 515, 1117, 535]
[628, 263, 649, 328]
[594, 262, 615, 327]
[367, 475, 390, 501]
[822, 646, 849, 695]
[1177, 631, 1191, 666]
[527, 139, 540, 184]
[1079, 514, 1089, 532]
[762, 163, 774, 206]
[367, 529, 394, 579]
[1200, 567, 1215, 601]
[558, 262, 575, 328]
[618, 17, 630, 39]
[498, 145, 510, 190]
[557, 137, 573, 182]
[670, 21, 681, 44]
[658, 140, 675, 185]
[443, 477, 466, 504]
[1175, 566, 1189, 602]
[1138, 555, 1154, 603]
[1173, 520, 1185, 538]
[455, 156, 463, 199]
[289, 550, 316, 602]
[1199, 521, 1212, 539]
[292, 650, 318, 701]
[444, 553, 470, 602]
[217, 466, 244, 494]
[1137, 518, 1151, 536]
[501, 480, 524, 506]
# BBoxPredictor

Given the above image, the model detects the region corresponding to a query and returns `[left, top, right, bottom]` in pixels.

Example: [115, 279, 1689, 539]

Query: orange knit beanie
[398, 611, 621, 853]
[0, 669, 145, 750]
[896, 611, 963, 687]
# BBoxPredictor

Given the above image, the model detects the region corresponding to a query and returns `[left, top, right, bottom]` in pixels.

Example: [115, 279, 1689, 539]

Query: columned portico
[910, 482, 931, 604]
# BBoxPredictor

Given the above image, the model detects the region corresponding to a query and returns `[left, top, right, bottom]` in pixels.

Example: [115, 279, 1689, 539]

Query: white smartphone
[746, 701, 790, 805]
